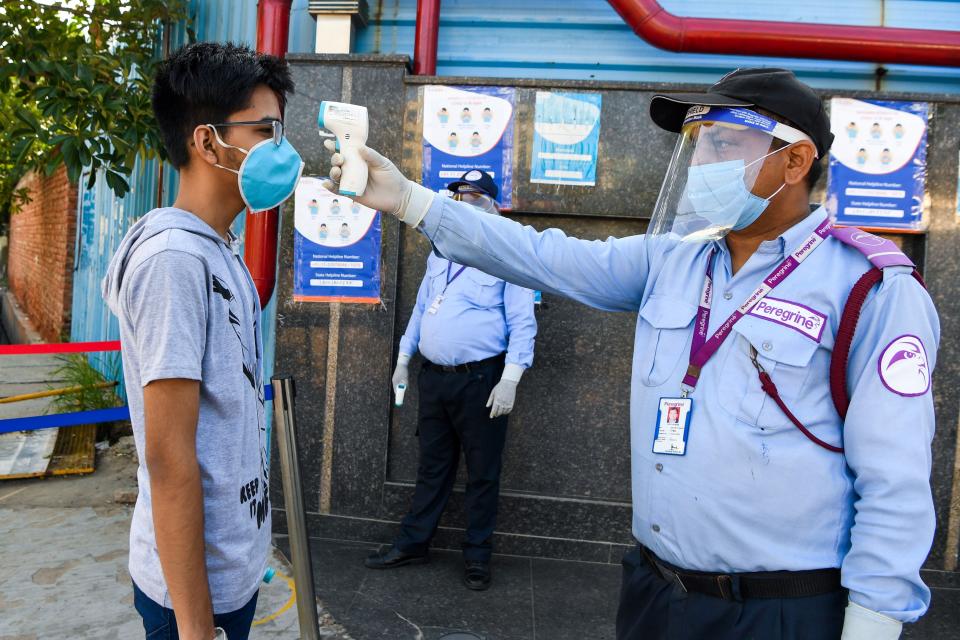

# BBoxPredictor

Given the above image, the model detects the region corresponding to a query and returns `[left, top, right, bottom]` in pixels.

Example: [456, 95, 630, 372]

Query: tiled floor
[284, 537, 620, 640]
[288, 537, 960, 640]
[0, 441, 348, 639]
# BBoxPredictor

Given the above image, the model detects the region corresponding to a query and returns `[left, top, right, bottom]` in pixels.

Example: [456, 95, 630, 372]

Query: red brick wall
[7, 166, 78, 342]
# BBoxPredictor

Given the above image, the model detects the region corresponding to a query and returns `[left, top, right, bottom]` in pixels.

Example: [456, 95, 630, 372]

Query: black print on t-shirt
[214, 274, 256, 391]
[212, 274, 234, 302]
[213, 272, 270, 530]
[239, 476, 269, 529]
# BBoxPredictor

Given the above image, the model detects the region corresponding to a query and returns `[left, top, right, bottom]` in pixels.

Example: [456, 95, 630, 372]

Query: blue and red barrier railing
[0, 341, 273, 434]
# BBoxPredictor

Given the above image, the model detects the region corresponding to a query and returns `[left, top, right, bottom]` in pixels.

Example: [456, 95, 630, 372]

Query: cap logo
[466, 170, 483, 181]
[687, 105, 710, 118]
[878, 335, 930, 397]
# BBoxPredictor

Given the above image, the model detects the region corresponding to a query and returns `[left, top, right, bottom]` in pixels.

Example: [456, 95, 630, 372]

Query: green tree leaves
[0, 0, 189, 225]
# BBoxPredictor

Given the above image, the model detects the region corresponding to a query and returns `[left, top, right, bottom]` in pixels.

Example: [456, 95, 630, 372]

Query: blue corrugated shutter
[354, 0, 960, 93]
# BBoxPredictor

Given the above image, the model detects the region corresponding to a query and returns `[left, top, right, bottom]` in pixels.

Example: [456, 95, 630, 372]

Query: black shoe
[364, 545, 429, 569]
[464, 560, 491, 590]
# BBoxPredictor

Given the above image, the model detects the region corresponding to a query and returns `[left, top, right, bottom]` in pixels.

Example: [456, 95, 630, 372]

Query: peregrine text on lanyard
[683, 217, 833, 395]
[652, 218, 832, 456]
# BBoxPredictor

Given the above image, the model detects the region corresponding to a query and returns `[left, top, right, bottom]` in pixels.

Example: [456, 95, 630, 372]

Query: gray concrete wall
[272, 55, 960, 587]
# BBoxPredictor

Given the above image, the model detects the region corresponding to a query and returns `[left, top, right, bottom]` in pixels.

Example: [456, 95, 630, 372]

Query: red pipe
[246, 0, 293, 308]
[413, 0, 441, 75]
[607, 0, 960, 67]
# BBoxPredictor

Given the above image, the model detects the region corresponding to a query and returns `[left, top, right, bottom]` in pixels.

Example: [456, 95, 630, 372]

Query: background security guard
[327, 68, 939, 639]
[364, 170, 537, 592]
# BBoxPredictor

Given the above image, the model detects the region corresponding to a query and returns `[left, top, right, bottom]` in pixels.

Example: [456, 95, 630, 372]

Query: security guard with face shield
[325, 68, 938, 639]
[364, 169, 537, 593]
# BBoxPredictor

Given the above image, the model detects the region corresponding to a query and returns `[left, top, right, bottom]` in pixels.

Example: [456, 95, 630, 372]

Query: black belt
[423, 353, 504, 374]
[639, 545, 842, 601]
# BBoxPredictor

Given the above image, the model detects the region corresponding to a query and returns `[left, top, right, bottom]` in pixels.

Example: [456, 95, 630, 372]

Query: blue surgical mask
[683, 147, 787, 232]
[210, 126, 304, 213]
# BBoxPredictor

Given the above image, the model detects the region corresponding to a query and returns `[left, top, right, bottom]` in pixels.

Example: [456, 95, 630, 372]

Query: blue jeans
[133, 582, 259, 639]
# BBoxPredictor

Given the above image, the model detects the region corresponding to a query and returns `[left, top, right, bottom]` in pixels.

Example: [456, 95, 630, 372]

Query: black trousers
[395, 356, 508, 562]
[617, 546, 847, 640]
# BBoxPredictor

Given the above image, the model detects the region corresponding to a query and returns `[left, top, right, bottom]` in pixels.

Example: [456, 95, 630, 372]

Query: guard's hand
[392, 361, 409, 391]
[486, 379, 518, 419]
[322, 140, 434, 226]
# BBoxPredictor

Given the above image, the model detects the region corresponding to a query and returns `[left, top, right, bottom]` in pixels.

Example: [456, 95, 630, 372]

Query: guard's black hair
[152, 42, 294, 168]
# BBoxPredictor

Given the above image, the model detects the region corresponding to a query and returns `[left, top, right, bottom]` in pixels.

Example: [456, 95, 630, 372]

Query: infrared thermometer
[318, 101, 369, 197]
[394, 383, 407, 407]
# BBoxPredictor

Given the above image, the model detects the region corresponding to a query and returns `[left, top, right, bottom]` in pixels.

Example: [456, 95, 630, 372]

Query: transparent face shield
[648, 107, 816, 244]
[453, 187, 499, 215]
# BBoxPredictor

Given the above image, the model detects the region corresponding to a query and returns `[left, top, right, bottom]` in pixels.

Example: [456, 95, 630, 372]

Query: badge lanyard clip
[428, 261, 467, 315]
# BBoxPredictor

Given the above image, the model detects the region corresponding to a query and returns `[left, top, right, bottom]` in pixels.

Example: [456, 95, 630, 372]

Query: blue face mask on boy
[209, 125, 305, 213]
[683, 145, 788, 232]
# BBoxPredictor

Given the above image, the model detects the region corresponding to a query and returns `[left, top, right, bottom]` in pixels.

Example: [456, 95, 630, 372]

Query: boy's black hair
[152, 42, 295, 168]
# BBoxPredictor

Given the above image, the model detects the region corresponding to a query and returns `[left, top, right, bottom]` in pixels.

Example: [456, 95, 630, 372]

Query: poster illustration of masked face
[827, 98, 928, 230]
[293, 177, 382, 304]
[422, 85, 515, 210]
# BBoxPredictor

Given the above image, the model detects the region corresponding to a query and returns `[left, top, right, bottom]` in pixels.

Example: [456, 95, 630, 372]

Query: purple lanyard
[681, 218, 833, 395]
[445, 261, 467, 290]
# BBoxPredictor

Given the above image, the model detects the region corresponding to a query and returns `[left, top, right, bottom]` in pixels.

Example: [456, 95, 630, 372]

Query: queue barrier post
[271, 376, 320, 640]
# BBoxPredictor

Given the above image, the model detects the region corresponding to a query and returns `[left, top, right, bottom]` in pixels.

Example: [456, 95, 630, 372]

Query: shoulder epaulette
[829, 227, 914, 269]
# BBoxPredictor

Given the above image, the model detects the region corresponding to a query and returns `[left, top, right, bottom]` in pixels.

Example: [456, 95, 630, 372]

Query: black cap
[446, 169, 498, 200]
[649, 68, 834, 157]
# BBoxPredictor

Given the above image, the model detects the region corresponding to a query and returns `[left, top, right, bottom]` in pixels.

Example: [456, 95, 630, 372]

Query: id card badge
[652, 397, 692, 456]
[427, 294, 444, 315]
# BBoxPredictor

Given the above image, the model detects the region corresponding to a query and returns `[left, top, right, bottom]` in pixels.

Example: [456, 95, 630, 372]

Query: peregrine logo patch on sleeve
[878, 335, 930, 397]
[747, 297, 826, 342]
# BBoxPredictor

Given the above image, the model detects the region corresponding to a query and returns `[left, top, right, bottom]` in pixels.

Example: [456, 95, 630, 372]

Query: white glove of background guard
[840, 601, 902, 640]
[392, 353, 410, 393]
[486, 364, 525, 419]
[322, 140, 434, 226]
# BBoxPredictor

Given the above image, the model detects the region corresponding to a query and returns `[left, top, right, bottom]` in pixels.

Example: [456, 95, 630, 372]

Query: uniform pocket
[719, 315, 820, 430]
[464, 270, 503, 308]
[635, 295, 697, 388]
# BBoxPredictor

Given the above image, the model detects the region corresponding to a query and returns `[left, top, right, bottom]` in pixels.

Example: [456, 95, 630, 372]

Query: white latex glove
[322, 140, 434, 226]
[392, 354, 411, 405]
[486, 364, 525, 419]
[840, 601, 902, 640]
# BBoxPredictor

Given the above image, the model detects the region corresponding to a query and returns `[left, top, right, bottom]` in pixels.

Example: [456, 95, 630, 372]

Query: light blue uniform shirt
[419, 197, 938, 623]
[399, 250, 537, 368]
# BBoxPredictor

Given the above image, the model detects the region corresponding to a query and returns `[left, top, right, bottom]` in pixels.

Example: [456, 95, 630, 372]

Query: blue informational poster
[293, 177, 381, 304]
[826, 98, 929, 230]
[422, 85, 515, 209]
[530, 91, 602, 186]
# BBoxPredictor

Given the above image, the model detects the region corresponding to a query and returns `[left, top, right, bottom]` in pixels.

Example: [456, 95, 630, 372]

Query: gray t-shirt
[103, 208, 269, 613]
